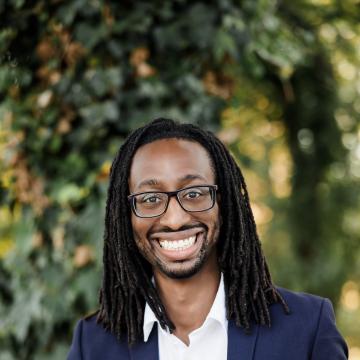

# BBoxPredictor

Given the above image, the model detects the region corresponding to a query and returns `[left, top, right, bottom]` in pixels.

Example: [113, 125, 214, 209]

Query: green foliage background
[0, 0, 359, 359]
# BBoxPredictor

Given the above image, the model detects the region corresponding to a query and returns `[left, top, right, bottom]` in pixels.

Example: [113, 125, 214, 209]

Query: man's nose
[158, 196, 192, 230]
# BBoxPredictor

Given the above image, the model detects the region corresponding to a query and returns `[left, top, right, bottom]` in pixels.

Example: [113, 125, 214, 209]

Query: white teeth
[159, 236, 196, 251]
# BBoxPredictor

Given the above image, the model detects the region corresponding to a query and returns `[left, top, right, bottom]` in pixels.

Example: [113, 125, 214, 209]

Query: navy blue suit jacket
[67, 288, 348, 359]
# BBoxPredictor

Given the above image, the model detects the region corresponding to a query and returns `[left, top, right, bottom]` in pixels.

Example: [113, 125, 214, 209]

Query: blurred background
[0, 0, 359, 359]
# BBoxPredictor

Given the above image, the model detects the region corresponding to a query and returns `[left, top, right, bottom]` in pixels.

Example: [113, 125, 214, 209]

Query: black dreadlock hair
[96, 118, 290, 344]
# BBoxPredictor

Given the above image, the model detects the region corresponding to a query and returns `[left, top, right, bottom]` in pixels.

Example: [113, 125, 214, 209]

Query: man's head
[97, 118, 288, 344]
[129, 138, 221, 280]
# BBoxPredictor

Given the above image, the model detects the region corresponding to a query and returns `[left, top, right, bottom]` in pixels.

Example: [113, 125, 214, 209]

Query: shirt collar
[143, 273, 227, 342]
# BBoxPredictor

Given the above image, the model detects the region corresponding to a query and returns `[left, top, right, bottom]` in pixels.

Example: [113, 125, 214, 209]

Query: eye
[184, 190, 202, 199]
[141, 194, 162, 203]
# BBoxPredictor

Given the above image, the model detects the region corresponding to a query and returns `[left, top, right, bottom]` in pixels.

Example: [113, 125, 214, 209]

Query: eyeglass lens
[133, 186, 214, 217]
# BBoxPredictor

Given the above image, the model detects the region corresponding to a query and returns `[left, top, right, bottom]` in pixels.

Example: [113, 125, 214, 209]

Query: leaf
[74, 23, 107, 50]
[12, 213, 35, 256]
[213, 29, 238, 62]
[79, 101, 119, 125]
[53, 183, 86, 205]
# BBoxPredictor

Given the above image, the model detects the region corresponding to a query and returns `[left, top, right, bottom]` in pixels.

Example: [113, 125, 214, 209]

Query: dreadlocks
[96, 118, 289, 345]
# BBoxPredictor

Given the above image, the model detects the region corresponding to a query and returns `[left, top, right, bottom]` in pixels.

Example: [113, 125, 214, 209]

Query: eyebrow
[136, 174, 207, 190]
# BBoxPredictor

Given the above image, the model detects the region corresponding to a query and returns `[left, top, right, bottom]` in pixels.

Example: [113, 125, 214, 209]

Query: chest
[157, 321, 227, 360]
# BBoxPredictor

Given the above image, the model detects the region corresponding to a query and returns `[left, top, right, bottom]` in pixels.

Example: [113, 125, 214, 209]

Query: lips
[150, 227, 205, 242]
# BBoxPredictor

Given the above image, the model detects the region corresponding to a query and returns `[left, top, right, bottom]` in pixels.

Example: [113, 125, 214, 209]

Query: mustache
[148, 223, 207, 236]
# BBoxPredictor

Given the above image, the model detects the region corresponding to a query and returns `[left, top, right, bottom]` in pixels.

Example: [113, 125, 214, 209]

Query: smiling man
[68, 118, 348, 360]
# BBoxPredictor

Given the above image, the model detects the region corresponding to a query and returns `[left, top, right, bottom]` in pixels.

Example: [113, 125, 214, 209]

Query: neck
[153, 251, 220, 345]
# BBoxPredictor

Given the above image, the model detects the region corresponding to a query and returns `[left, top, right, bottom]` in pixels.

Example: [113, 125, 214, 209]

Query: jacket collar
[129, 319, 259, 360]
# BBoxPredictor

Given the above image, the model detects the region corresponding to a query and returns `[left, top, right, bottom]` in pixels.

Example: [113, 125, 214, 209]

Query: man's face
[129, 138, 221, 279]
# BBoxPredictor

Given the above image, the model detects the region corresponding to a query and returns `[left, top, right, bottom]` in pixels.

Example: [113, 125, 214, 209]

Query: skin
[129, 138, 222, 345]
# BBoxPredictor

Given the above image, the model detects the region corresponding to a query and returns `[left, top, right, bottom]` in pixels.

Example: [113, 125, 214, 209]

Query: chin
[158, 261, 203, 279]
[155, 246, 208, 279]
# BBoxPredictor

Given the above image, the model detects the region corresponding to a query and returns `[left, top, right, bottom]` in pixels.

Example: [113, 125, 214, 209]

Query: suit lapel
[227, 320, 259, 360]
[129, 325, 159, 360]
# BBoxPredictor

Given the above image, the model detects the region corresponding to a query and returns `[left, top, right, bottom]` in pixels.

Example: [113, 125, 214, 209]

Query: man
[68, 118, 348, 359]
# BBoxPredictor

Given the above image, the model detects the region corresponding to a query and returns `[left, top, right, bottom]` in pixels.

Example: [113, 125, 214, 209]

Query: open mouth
[158, 235, 197, 251]
[152, 229, 205, 255]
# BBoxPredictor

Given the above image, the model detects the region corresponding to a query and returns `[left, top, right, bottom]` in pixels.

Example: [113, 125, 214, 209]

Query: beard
[154, 241, 209, 279]
[133, 219, 221, 280]
[152, 221, 220, 279]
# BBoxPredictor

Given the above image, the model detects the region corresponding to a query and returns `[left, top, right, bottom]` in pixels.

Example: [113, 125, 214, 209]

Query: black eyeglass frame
[128, 184, 218, 218]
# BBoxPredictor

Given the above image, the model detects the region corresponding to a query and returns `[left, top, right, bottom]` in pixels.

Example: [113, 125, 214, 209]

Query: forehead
[129, 138, 215, 191]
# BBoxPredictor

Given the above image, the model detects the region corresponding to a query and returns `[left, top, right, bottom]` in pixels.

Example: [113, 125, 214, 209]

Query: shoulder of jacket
[276, 286, 326, 307]
[274, 286, 330, 322]
[74, 313, 131, 358]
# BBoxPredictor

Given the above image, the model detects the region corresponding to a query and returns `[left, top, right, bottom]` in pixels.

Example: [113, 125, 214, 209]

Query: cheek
[131, 216, 143, 241]
[197, 203, 221, 234]
[131, 216, 152, 249]
[210, 204, 222, 240]
[213, 202, 221, 222]
[213, 201, 222, 229]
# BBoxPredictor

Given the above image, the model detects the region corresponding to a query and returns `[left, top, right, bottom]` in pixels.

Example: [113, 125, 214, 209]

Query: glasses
[128, 185, 218, 218]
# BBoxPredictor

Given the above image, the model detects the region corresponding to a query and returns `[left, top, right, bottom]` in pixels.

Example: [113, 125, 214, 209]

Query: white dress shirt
[143, 274, 228, 360]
